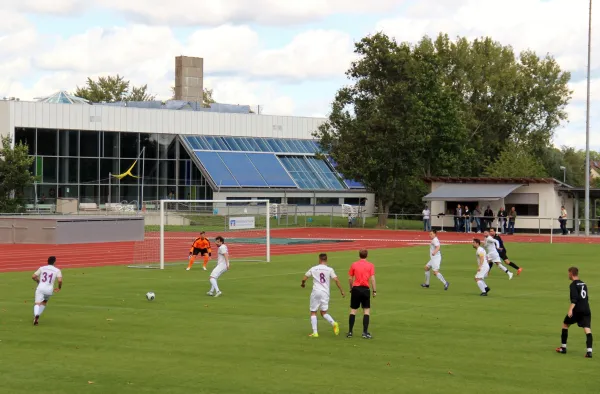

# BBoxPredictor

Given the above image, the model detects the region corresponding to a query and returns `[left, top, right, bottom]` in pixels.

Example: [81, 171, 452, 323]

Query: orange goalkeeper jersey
[189, 237, 211, 253]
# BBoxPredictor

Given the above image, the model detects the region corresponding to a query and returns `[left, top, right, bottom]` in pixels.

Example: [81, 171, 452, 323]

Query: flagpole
[141, 147, 145, 209]
[584, 0, 593, 236]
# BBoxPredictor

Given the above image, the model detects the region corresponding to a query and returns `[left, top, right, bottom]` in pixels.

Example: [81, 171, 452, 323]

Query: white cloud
[0, 0, 87, 15]
[94, 0, 399, 26]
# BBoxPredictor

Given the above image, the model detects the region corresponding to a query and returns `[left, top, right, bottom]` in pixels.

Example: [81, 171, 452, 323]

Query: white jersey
[305, 264, 337, 296]
[34, 265, 62, 293]
[430, 237, 441, 258]
[475, 246, 487, 267]
[217, 244, 229, 266]
[484, 236, 500, 259]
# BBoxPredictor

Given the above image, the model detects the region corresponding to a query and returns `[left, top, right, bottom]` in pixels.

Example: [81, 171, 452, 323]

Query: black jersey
[570, 280, 591, 314]
[493, 235, 506, 252]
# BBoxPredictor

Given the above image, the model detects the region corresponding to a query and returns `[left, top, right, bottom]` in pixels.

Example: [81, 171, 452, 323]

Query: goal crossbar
[159, 199, 271, 270]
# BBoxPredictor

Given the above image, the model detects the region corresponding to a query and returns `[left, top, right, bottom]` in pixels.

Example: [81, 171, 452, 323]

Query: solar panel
[217, 152, 268, 187]
[194, 151, 239, 187]
[246, 153, 297, 188]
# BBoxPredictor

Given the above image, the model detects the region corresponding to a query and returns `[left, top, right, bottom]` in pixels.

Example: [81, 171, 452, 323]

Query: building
[0, 94, 373, 214]
[422, 177, 577, 233]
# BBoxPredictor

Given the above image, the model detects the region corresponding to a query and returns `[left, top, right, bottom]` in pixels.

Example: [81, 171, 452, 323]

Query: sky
[0, 0, 598, 150]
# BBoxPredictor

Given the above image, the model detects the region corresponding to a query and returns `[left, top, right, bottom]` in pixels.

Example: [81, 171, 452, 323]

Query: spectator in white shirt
[422, 206, 431, 232]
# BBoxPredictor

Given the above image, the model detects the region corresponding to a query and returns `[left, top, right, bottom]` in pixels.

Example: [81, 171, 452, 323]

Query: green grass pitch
[0, 243, 598, 393]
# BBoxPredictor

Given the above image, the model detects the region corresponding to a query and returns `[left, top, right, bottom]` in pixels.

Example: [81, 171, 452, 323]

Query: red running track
[1, 228, 598, 273]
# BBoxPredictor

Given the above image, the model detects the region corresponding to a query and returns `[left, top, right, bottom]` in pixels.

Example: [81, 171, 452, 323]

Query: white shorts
[475, 263, 490, 280]
[210, 265, 228, 279]
[309, 291, 330, 312]
[426, 256, 442, 271]
[35, 289, 53, 303]
[487, 254, 501, 264]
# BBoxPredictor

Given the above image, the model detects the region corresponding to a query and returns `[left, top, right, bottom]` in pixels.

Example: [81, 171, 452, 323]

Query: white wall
[427, 182, 574, 231]
[0, 101, 12, 141]
[6, 101, 326, 139]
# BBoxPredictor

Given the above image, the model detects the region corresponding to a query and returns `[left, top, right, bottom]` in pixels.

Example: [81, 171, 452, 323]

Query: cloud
[0, 0, 87, 15]
[94, 0, 399, 26]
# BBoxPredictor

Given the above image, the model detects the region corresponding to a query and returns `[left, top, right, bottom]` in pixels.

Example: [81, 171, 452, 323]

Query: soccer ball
[146, 292, 155, 301]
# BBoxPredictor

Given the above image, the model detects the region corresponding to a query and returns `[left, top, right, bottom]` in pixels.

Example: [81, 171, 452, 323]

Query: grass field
[0, 243, 598, 394]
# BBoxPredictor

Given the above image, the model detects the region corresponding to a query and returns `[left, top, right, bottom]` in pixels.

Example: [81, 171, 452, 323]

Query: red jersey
[349, 259, 375, 288]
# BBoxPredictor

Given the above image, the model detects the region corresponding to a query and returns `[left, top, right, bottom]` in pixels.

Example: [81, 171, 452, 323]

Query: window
[287, 197, 311, 205]
[511, 204, 539, 217]
[15, 128, 36, 155]
[57, 184, 78, 199]
[102, 132, 119, 158]
[37, 129, 58, 156]
[80, 184, 99, 204]
[59, 130, 79, 157]
[158, 134, 176, 159]
[80, 130, 99, 157]
[42, 157, 57, 183]
[80, 158, 99, 183]
[316, 197, 339, 205]
[100, 159, 119, 184]
[59, 158, 78, 183]
[140, 133, 159, 159]
[119, 159, 140, 184]
[120, 132, 139, 158]
[143, 159, 159, 184]
[255, 197, 282, 205]
[159, 161, 176, 185]
[226, 196, 252, 206]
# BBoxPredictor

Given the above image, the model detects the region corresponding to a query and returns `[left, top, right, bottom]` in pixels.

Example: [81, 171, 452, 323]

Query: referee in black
[489, 228, 522, 275]
[556, 267, 593, 358]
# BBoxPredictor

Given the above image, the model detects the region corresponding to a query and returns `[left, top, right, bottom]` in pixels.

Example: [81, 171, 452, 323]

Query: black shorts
[564, 313, 592, 328]
[192, 248, 209, 256]
[350, 286, 371, 309]
[499, 251, 508, 260]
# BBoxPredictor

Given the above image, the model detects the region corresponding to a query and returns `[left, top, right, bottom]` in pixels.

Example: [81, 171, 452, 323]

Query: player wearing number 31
[31, 256, 63, 326]
[556, 267, 593, 358]
[301, 253, 345, 338]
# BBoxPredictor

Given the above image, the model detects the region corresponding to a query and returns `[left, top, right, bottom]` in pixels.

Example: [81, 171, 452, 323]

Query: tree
[74, 75, 155, 103]
[314, 33, 470, 226]
[170, 86, 216, 108]
[0, 136, 36, 213]
[483, 142, 547, 177]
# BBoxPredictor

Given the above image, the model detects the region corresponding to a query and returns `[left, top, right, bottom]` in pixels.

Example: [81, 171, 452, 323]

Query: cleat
[33, 315, 39, 326]
[421, 284, 430, 288]
[480, 292, 488, 296]
[508, 272, 514, 280]
[308, 333, 319, 338]
[485, 287, 490, 293]
[206, 291, 214, 296]
[585, 352, 593, 358]
[444, 282, 450, 291]
[362, 332, 372, 339]
[186, 267, 191, 271]
[203, 266, 207, 271]
[333, 322, 340, 336]
[346, 332, 353, 338]
[214, 291, 222, 298]
[517, 268, 523, 276]
[556, 347, 567, 354]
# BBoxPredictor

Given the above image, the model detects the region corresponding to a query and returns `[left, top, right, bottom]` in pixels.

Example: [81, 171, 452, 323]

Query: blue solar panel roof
[181, 135, 319, 154]
[195, 151, 239, 187]
[218, 152, 268, 187]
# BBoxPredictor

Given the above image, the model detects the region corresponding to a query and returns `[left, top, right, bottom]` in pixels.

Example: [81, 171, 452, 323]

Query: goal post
[131, 199, 270, 270]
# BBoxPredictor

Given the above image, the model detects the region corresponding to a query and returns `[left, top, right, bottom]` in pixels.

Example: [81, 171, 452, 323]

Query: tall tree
[314, 33, 469, 226]
[170, 86, 216, 108]
[0, 136, 36, 213]
[483, 142, 547, 177]
[74, 75, 155, 103]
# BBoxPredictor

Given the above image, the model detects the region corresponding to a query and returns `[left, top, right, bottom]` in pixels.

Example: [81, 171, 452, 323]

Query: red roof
[423, 177, 560, 185]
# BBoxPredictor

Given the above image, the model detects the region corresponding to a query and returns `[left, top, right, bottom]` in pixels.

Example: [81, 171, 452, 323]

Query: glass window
[57, 184, 78, 199]
[120, 132, 139, 158]
[100, 159, 119, 184]
[159, 160, 176, 185]
[59, 130, 79, 157]
[118, 159, 140, 185]
[140, 133, 159, 159]
[15, 128, 36, 155]
[37, 129, 58, 156]
[59, 158, 78, 183]
[100, 185, 119, 204]
[243, 138, 260, 151]
[80, 158, 99, 183]
[275, 139, 290, 152]
[265, 139, 279, 152]
[120, 185, 139, 203]
[183, 136, 200, 150]
[287, 197, 311, 205]
[158, 134, 176, 158]
[255, 138, 272, 152]
[143, 159, 159, 184]
[80, 184, 99, 204]
[39, 185, 58, 203]
[179, 143, 191, 160]
[316, 197, 339, 205]
[224, 137, 242, 151]
[195, 136, 211, 150]
[142, 185, 158, 202]
[102, 132, 119, 158]
[42, 157, 57, 183]
[80, 130, 99, 157]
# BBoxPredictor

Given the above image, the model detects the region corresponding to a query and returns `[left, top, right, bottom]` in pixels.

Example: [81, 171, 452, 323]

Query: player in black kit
[556, 267, 593, 358]
[489, 228, 522, 275]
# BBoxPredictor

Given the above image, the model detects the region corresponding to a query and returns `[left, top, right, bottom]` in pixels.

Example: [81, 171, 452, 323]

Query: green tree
[75, 75, 155, 103]
[0, 136, 36, 213]
[170, 86, 217, 108]
[483, 142, 547, 177]
[314, 33, 469, 226]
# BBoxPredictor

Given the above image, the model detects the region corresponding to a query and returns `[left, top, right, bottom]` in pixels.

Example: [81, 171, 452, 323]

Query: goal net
[130, 199, 270, 269]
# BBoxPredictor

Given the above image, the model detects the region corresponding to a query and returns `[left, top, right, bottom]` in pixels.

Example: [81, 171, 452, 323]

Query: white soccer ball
[146, 292, 155, 301]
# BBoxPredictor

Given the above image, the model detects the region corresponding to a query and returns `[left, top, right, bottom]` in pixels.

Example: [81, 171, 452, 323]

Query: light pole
[560, 166, 566, 183]
[584, 0, 592, 236]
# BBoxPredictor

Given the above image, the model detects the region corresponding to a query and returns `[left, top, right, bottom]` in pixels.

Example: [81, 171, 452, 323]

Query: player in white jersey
[472, 239, 491, 296]
[483, 231, 513, 280]
[31, 256, 63, 325]
[421, 230, 450, 290]
[207, 236, 229, 297]
[301, 253, 345, 338]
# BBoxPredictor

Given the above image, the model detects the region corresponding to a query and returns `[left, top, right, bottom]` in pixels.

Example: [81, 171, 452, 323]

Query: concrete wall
[0, 101, 13, 141]
[6, 101, 325, 140]
[427, 182, 574, 231]
[174, 56, 204, 103]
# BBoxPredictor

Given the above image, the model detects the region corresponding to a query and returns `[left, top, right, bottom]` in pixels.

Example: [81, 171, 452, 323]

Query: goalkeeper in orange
[186, 231, 212, 271]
